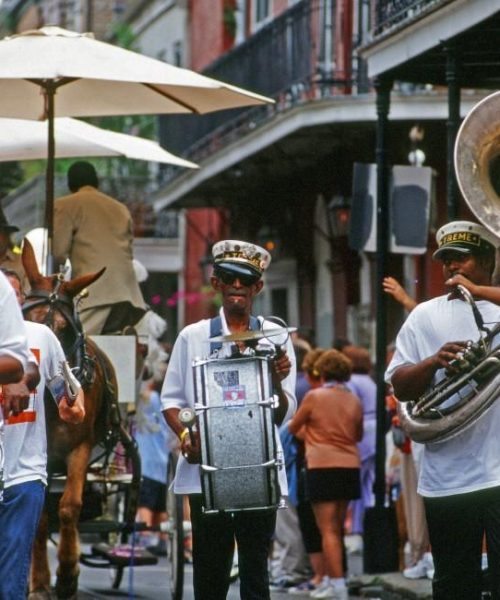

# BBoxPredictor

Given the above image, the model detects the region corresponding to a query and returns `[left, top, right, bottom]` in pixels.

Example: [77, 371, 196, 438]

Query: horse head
[22, 238, 105, 338]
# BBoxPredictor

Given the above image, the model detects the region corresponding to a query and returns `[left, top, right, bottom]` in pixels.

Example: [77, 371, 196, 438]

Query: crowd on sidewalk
[266, 277, 432, 598]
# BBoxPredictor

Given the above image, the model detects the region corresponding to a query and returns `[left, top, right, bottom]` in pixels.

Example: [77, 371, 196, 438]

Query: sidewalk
[269, 534, 433, 600]
[269, 572, 432, 600]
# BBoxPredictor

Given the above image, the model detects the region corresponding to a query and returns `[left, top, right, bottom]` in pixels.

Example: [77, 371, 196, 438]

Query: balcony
[158, 0, 367, 184]
[360, 0, 500, 84]
[369, 0, 451, 40]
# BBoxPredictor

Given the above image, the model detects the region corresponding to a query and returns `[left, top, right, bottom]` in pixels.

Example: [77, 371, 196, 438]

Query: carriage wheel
[166, 451, 184, 600]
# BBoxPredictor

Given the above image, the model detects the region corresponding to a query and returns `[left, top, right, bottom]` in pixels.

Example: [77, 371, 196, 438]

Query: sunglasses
[216, 270, 261, 287]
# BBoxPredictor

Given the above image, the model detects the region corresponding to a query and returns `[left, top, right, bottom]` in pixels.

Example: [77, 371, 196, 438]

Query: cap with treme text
[433, 220, 499, 260]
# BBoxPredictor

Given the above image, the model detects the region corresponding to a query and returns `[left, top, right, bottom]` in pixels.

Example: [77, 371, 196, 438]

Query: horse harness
[22, 276, 95, 388]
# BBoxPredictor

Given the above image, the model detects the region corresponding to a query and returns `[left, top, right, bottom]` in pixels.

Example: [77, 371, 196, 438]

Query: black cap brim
[214, 262, 261, 279]
[432, 246, 472, 260]
[0, 225, 19, 234]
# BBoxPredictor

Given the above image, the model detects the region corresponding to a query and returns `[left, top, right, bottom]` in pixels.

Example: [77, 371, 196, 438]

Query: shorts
[306, 467, 361, 502]
[138, 476, 167, 512]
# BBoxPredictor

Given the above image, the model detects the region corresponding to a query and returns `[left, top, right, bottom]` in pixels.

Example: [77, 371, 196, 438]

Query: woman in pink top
[288, 349, 363, 600]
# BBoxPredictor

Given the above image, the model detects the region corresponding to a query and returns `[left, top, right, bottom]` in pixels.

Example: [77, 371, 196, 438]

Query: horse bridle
[22, 276, 95, 387]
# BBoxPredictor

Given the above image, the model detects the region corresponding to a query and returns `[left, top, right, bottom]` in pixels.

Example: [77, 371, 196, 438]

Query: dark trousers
[424, 486, 500, 600]
[189, 494, 276, 600]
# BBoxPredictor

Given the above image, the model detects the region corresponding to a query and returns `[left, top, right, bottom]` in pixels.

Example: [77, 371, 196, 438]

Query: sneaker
[344, 534, 363, 555]
[424, 552, 434, 580]
[403, 552, 433, 580]
[482, 552, 489, 571]
[269, 577, 301, 592]
[310, 585, 335, 599]
[289, 581, 316, 595]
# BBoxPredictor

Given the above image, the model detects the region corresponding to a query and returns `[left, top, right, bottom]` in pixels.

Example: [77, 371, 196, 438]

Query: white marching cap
[212, 239, 271, 277]
[433, 220, 499, 260]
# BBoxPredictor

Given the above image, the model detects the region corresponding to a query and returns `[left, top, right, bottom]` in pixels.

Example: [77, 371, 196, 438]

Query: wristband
[179, 428, 190, 443]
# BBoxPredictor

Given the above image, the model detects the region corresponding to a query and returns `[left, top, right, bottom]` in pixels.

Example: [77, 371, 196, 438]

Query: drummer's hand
[273, 348, 291, 381]
[181, 430, 201, 464]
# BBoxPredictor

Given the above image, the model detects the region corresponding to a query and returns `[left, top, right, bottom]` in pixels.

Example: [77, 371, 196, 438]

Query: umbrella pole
[45, 81, 55, 274]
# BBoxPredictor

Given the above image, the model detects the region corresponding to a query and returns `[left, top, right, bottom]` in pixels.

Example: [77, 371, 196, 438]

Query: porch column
[374, 75, 392, 509]
[363, 75, 399, 575]
[445, 42, 461, 219]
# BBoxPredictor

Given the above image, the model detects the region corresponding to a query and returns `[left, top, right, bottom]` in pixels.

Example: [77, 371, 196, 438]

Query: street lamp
[327, 195, 351, 238]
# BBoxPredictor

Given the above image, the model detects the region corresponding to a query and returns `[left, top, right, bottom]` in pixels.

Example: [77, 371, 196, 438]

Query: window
[254, 0, 271, 26]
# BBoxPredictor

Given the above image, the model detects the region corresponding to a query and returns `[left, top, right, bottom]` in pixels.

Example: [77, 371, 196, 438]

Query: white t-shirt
[386, 295, 500, 497]
[160, 308, 297, 495]
[0, 272, 30, 370]
[4, 321, 66, 489]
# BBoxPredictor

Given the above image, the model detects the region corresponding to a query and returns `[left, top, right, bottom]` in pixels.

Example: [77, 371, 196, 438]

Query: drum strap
[209, 315, 260, 354]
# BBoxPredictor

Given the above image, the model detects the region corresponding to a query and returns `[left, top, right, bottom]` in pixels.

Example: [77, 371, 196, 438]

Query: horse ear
[64, 268, 106, 298]
[22, 238, 43, 286]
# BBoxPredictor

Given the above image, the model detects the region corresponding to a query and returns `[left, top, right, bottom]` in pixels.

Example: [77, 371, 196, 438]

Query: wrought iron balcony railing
[370, 0, 452, 39]
[158, 0, 368, 185]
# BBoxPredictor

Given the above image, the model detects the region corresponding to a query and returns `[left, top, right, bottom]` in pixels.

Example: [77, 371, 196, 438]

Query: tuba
[398, 91, 500, 444]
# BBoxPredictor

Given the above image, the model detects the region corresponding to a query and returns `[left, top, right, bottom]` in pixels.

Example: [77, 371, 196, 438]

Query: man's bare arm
[446, 274, 500, 305]
[392, 341, 468, 402]
[0, 356, 24, 385]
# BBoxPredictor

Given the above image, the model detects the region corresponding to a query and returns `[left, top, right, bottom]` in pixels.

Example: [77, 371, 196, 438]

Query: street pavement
[46, 538, 433, 599]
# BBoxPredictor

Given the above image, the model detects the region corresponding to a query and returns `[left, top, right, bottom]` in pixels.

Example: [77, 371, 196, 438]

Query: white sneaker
[403, 552, 434, 580]
[423, 552, 434, 580]
[332, 587, 348, 600]
[482, 552, 488, 571]
[310, 578, 331, 598]
[344, 534, 363, 554]
[403, 558, 427, 579]
[310, 585, 335, 599]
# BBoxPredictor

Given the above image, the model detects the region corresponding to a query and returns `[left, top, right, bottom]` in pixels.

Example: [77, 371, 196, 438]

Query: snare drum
[193, 355, 280, 513]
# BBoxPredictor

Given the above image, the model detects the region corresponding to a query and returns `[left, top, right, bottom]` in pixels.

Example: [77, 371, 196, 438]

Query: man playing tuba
[386, 220, 500, 600]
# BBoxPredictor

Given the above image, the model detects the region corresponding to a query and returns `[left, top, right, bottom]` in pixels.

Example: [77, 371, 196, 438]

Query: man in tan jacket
[53, 161, 146, 335]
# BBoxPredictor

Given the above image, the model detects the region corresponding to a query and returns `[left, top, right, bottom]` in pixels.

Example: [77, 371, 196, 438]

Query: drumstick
[179, 407, 197, 445]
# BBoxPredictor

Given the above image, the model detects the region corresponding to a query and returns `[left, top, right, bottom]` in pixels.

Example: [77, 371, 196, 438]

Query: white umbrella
[0, 117, 198, 168]
[0, 26, 272, 262]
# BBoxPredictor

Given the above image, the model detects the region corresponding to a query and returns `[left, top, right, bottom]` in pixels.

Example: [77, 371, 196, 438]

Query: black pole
[45, 80, 55, 274]
[445, 42, 461, 220]
[363, 75, 399, 574]
[374, 75, 391, 508]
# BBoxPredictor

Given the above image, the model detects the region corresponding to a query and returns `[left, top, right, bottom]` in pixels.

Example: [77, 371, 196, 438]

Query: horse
[20, 240, 137, 599]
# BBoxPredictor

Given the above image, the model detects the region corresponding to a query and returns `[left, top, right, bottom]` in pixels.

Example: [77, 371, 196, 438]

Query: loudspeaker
[349, 163, 376, 252]
[350, 163, 435, 254]
[363, 505, 400, 574]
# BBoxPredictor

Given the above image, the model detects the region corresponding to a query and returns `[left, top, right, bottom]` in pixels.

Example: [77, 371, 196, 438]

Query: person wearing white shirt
[0, 268, 85, 600]
[162, 240, 296, 600]
[386, 221, 500, 600]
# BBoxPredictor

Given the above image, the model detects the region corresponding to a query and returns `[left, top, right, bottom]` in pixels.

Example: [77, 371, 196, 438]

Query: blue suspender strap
[209, 316, 223, 354]
[209, 315, 260, 355]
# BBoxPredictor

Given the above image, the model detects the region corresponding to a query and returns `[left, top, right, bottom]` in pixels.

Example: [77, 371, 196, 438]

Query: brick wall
[189, 0, 224, 71]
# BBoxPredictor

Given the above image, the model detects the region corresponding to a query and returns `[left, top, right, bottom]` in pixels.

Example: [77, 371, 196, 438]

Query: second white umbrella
[0, 117, 198, 168]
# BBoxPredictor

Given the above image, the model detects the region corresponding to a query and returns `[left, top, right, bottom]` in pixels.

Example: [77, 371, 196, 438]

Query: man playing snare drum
[162, 239, 296, 599]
